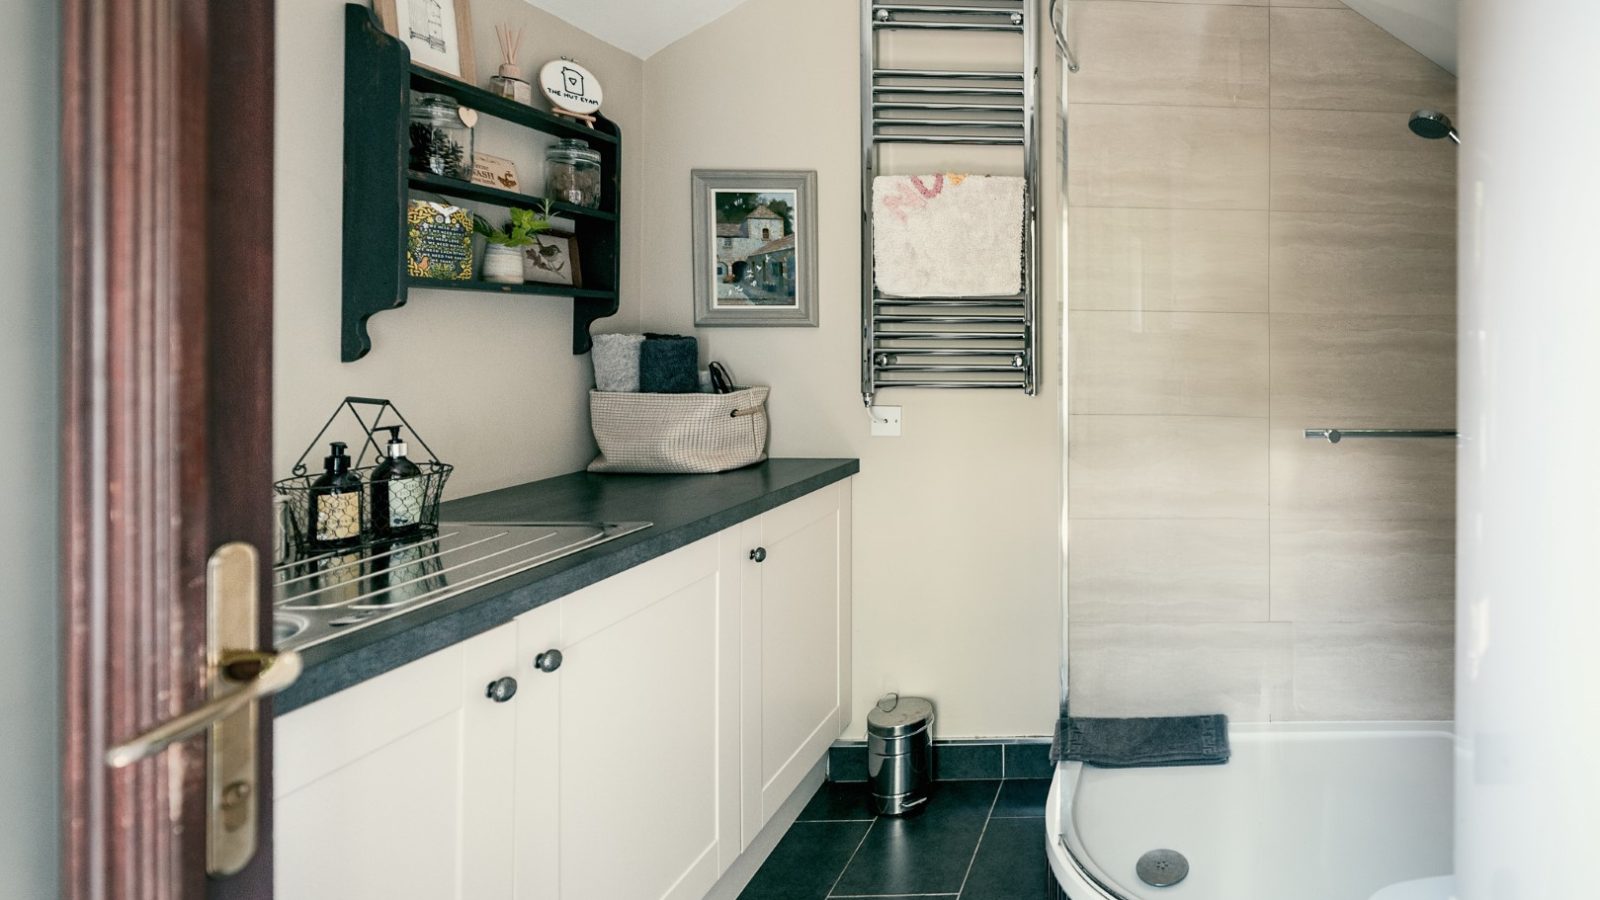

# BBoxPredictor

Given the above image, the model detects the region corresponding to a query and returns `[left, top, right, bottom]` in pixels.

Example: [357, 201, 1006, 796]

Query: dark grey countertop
[273, 458, 859, 714]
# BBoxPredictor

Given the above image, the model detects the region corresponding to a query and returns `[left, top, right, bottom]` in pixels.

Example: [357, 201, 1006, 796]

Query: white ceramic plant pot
[482, 244, 525, 284]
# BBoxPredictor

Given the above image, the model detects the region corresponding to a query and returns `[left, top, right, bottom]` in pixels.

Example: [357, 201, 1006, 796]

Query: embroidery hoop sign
[539, 58, 603, 124]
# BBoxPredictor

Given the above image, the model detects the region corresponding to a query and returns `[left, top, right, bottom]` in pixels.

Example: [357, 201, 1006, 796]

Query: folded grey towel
[591, 333, 643, 392]
[1050, 714, 1229, 768]
[639, 334, 699, 394]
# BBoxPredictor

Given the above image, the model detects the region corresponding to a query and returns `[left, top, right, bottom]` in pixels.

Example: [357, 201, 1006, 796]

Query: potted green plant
[473, 202, 553, 284]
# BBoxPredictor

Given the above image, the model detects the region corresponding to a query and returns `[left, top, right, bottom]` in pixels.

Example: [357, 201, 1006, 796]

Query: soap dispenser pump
[371, 426, 425, 540]
[308, 441, 364, 550]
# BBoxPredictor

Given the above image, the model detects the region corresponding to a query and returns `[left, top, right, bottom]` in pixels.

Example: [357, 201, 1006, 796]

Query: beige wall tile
[1270, 422, 1455, 520]
[1070, 519, 1270, 622]
[1271, 109, 1456, 213]
[1291, 622, 1454, 719]
[1271, 518, 1454, 622]
[1070, 311, 1268, 416]
[1069, 104, 1269, 209]
[1069, 415, 1269, 518]
[1270, 8, 1455, 112]
[1062, 0, 1457, 725]
[1067, 2, 1269, 107]
[1070, 208, 1269, 313]
[1270, 211, 1456, 315]
[1270, 314, 1455, 420]
[1069, 623, 1293, 720]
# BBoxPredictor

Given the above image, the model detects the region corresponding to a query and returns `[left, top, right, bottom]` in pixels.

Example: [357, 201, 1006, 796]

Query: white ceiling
[1343, 0, 1459, 74]
[524, 0, 753, 59]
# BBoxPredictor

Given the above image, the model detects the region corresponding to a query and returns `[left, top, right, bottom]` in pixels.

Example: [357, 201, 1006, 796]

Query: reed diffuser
[490, 25, 533, 105]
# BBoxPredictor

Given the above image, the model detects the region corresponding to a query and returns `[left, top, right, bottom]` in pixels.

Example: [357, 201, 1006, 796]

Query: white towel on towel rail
[872, 174, 1024, 298]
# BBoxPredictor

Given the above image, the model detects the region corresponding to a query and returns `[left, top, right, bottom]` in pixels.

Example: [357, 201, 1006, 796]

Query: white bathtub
[1046, 723, 1455, 900]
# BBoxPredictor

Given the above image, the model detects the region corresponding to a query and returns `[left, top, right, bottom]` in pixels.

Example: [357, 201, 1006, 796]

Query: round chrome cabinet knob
[749, 547, 767, 563]
[486, 676, 518, 703]
[535, 649, 563, 673]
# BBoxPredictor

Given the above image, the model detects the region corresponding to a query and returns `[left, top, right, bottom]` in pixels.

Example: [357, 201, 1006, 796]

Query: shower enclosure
[1052, 0, 1458, 895]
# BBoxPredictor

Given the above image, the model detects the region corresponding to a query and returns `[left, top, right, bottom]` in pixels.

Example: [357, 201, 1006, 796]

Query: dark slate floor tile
[1004, 741, 1055, 780]
[960, 817, 1051, 900]
[738, 821, 870, 900]
[829, 743, 868, 783]
[991, 778, 1050, 818]
[831, 780, 1000, 896]
[796, 780, 876, 822]
[935, 743, 1003, 780]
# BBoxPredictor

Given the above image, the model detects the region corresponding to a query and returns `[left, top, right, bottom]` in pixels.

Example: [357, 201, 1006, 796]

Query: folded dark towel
[1050, 714, 1230, 768]
[639, 334, 699, 393]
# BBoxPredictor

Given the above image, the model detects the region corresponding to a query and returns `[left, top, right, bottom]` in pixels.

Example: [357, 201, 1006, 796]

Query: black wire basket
[274, 397, 453, 559]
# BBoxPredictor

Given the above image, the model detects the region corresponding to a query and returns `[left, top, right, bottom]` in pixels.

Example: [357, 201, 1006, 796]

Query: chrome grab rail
[1049, 0, 1080, 73]
[1305, 428, 1459, 444]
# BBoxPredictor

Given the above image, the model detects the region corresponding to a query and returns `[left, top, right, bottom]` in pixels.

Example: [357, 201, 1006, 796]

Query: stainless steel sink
[272, 521, 651, 651]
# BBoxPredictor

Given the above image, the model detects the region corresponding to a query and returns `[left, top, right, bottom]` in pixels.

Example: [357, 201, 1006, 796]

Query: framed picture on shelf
[375, 0, 477, 85]
[406, 200, 473, 281]
[524, 235, 581, 287]
[691, 169, 818, 326]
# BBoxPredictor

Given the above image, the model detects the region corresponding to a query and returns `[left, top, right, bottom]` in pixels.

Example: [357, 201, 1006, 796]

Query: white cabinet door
[740, 479, 853, 842]
[515, 532, 741, 900]
[275, 623, 519, 900]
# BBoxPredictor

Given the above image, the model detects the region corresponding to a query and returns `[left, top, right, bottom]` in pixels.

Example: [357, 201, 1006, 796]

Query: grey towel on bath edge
[591, 333, 644, 392]
[1050, 714, 1230, 768]
[639, 334, 699, 394]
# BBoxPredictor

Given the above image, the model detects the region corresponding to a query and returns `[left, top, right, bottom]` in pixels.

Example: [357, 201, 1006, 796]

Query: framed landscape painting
[691, 169, 819, 326]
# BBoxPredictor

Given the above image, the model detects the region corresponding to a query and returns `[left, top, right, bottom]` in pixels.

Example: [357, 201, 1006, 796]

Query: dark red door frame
[60, 0, 275, 897]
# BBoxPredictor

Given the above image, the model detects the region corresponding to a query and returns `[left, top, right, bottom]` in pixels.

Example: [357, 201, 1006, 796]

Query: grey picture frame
[692, 169, 819, 327]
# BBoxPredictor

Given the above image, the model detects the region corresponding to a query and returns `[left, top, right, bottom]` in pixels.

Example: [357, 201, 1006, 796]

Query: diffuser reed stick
[490, 25, 531, 104]
[496, 25, 524, 72]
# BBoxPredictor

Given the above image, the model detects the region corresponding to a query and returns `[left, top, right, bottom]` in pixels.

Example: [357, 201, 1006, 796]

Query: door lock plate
[207, 542, 261, 877]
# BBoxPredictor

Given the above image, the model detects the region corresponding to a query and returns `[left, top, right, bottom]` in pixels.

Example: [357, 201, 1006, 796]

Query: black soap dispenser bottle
[308, 441, 364, 550]
[371, 426, 425, 540]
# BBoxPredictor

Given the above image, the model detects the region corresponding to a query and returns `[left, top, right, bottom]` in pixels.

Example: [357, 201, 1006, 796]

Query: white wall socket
[869, 405, 901, 437]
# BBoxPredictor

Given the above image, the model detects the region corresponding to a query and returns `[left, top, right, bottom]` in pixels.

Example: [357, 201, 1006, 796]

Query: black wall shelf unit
[342, 4, 622, 362]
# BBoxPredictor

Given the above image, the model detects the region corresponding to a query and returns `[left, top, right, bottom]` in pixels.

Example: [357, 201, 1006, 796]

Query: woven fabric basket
[588, 386, 770, 474]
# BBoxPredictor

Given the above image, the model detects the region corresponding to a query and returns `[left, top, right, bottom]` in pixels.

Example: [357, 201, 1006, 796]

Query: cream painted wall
[0, 0, 58, 895]
[274, 0, 1061, 738]
[641, 0, 1063, 738]
[274, 0, 645, 495]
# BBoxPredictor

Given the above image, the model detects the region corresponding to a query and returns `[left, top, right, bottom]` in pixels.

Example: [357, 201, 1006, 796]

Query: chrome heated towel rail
[861, 0, 1040, 405]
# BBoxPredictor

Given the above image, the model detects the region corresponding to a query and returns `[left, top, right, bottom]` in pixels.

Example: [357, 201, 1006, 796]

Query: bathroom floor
[739, 778, 1052, 899]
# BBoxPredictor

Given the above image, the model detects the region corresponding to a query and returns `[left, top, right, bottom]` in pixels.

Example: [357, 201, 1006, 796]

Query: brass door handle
[105, 648, 302, 769]
[100, 542, 293, 876]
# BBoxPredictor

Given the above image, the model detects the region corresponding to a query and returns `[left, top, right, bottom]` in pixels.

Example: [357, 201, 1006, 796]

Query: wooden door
[60, 0, 277, 897]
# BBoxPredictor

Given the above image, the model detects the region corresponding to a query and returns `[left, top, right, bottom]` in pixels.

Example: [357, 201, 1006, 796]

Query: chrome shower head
[1409, 109, 1460, 144]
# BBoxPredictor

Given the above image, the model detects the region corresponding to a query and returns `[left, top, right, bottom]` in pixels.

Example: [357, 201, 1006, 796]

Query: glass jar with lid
[545, 139, 602, 208]
[408, 92, 474, 180]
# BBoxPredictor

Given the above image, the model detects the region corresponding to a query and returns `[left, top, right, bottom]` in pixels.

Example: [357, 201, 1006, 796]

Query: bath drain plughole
[1135, 849, 1190, 888]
